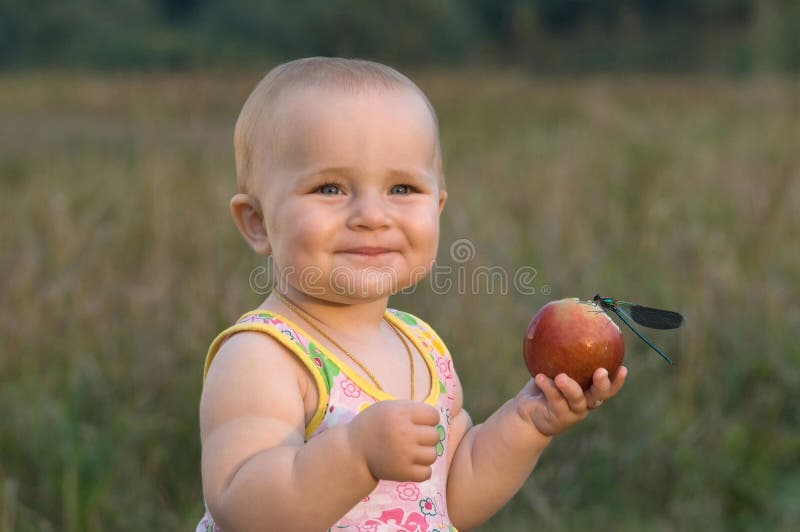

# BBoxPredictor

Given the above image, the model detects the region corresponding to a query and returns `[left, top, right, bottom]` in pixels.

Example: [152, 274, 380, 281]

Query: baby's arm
[200, 332, 440, 532]
[446, 368, 627, 530]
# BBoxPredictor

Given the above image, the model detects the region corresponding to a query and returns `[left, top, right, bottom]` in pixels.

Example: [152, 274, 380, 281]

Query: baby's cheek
[411, 212, 440, 242]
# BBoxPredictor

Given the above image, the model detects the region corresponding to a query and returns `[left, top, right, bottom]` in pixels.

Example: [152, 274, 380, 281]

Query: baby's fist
[348, 400, 441, 482]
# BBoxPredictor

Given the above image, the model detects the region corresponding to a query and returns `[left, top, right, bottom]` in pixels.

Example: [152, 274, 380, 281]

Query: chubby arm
[200, 331, 376, 531]
[446, 367, 627, 530]
[200, 332, 441, 532]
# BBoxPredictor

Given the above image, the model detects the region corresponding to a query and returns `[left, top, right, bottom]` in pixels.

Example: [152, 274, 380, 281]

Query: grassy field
[1, 70, 798, 531]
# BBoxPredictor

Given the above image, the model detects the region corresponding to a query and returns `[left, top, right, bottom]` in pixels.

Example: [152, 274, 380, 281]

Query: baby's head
[235, 57, 444, 197]
[231, 57, 447, 301]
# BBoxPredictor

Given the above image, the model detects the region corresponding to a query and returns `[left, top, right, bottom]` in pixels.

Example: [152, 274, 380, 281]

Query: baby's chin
[276, 259, 434, 302]
[323, 274, 422, 302]
[293, 275, 425, 303]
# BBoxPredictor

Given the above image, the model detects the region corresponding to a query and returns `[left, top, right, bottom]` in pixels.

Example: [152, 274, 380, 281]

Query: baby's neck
[265, 289, 389, 340]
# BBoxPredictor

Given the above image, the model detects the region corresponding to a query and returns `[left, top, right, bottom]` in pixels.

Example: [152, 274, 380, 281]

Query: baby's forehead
[272, 83, 433, 124]
[266, 84, 438, 157]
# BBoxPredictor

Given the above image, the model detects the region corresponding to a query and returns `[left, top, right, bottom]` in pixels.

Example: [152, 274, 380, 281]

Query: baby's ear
[230, 193, 271, 256]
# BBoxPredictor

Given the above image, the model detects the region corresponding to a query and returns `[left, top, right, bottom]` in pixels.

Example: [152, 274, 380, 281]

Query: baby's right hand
[348, 400, 441, 482]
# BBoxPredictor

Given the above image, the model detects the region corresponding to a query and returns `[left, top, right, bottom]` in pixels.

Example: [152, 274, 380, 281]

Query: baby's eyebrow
[288, 167, 348, 189]
[386, 168, 439, 185]
[297, 166, 352, 181]
[303, 166, 353, 178]
[296, 166, 434, 183]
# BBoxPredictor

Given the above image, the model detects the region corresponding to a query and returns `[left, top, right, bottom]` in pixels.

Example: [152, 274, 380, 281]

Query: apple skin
[524, 297, 624, 390]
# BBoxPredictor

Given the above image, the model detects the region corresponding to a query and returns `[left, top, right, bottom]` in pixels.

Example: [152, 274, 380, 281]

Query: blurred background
[1, 1, 799, 530]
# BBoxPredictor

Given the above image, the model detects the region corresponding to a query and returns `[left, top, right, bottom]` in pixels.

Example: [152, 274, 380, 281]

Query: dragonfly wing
[611, 307, 674, 364]
[630, 305, 684, 329]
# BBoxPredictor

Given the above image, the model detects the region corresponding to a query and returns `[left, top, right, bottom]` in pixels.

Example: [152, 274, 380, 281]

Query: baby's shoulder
[202, 322, 320, 424]
[204, 310, 322, 394]
[198, 328, 317, 449]
[206, 329, 307, 386]
[204, 310, 309, 375]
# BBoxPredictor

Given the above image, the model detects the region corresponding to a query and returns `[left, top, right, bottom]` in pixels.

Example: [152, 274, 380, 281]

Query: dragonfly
[592, 294, 684, 365]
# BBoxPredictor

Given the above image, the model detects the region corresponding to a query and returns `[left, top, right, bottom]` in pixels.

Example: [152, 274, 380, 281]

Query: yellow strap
[383, 311, 441, 407]
[203, 319, 330, 439]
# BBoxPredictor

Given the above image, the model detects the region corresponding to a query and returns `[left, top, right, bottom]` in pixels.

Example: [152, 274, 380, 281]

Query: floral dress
[196, 308, 460, 532]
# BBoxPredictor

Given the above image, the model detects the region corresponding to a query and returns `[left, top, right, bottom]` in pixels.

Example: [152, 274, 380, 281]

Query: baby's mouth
[340, 247, 395, 256]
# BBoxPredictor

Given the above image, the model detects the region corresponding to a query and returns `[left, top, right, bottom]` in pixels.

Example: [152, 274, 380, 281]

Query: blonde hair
[234, 57, 443, 195]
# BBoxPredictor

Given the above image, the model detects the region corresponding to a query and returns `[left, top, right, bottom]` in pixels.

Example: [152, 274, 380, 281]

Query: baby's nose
[347, 193, 391, 230]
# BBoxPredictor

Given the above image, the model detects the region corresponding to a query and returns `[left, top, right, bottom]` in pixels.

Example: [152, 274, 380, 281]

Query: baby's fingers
[536, 373, 583, 413]
[533, 374, 561, 408]
[593, 365, 627, 397]
[553, 373, 588, 412]
[586, 366, 628, 409]
[607, 365, 628, 396]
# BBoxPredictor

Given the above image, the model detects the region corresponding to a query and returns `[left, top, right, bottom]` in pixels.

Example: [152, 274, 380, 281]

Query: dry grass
[1, 70, 798, 531]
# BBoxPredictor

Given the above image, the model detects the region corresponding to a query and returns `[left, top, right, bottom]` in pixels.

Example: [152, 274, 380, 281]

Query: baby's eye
[390, 184, 412, 194]
[317, 182, 342, 195]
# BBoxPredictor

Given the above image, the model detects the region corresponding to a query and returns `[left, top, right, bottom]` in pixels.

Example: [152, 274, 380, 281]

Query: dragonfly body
[592, 294, 684, 365]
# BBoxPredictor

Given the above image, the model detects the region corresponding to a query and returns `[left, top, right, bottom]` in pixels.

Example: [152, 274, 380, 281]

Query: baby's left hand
[516, 366, 627, 437]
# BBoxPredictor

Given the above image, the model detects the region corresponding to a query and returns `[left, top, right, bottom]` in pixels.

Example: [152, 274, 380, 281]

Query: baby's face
[258, 85, 446, 302]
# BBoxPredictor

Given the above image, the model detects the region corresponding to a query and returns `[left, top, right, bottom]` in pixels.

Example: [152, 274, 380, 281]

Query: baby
[197, 57, 626, 532]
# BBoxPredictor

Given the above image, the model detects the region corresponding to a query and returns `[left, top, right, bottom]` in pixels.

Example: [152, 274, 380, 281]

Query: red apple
[524, 297, 624, 390]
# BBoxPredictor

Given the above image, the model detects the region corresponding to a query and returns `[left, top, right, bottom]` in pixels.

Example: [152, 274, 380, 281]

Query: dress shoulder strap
[202, 310, 339, 438]
[386, 309, 451, 361]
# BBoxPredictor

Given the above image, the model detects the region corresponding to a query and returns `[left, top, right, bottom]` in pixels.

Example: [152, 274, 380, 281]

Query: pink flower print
[400, 511, 429, 531]
[362, 508, 429, 532]
[344, 492, 393, 522]
[397, 482, 421, 501]
[435, 357, 453, 380]
[313, 357, 323, 368]
[419, 497, 438, 516]
[340, 378, 362, 398]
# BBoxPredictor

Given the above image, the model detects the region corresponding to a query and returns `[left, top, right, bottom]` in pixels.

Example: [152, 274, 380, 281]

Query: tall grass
[1, 70, 798, 531]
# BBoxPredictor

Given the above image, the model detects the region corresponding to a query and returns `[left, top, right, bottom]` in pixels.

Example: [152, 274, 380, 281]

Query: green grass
[1, 70, 799, 531]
